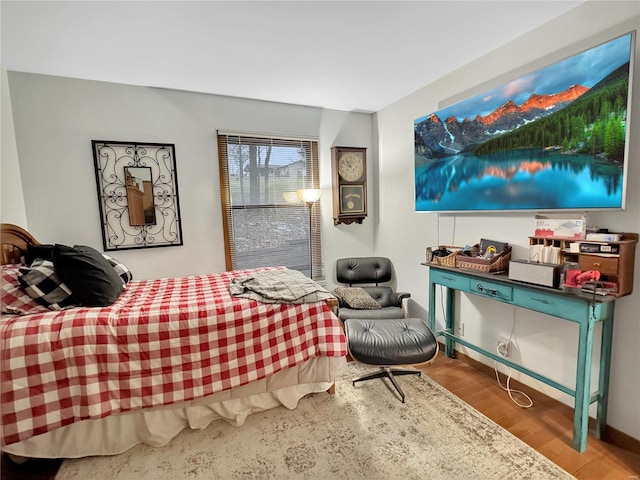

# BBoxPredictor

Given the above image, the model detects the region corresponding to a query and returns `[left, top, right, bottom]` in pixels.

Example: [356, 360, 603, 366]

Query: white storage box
[534, 214, 586, 239]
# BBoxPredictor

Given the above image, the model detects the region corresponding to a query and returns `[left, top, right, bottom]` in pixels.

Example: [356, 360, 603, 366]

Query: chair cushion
[345, 318, 438, 366]
[359, 286, 397, 308]
[338, 306, 405, 321]
[336, 257, 392, 285]
[334, 287, 381, 310]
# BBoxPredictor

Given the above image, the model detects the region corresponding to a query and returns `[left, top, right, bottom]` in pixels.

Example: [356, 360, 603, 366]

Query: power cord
[493, 361, 534, 408]
[435, 270, 533, 409]
[493, 318, 533, 408]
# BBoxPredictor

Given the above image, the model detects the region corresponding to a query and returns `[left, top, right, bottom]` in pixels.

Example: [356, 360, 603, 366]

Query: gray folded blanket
[229, 268, 335, 304]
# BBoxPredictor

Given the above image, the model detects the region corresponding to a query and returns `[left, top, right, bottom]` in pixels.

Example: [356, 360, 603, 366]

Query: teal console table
[426, 264, 616, 452]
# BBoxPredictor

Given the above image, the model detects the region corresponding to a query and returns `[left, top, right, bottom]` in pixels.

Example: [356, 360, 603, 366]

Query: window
[217, 133, 322, 280]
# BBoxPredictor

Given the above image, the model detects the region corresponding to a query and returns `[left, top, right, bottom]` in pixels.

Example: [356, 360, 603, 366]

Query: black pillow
[101, 253, 133, 285]
[25, 244, 55, 265]
[52, 244, 124, 307]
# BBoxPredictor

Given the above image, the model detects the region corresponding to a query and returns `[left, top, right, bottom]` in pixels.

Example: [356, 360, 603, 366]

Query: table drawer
[468, 279, 513, 302]
[513, 289, 588, 321]
[430, 269, 470, 290]
[579, 254, 618, 276]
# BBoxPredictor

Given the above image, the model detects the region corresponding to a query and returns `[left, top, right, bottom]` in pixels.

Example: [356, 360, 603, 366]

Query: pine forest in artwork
[414, 32, 634, 213]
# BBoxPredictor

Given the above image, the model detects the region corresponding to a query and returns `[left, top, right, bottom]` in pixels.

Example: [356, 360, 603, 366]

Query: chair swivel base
[352, 367, 422, 403]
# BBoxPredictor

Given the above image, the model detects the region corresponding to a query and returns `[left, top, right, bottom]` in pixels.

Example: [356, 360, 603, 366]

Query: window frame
[217, 133, 322, 280]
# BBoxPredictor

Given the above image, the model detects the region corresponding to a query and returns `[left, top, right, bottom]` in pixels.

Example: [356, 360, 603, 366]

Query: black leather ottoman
[344, 318, 438, 402]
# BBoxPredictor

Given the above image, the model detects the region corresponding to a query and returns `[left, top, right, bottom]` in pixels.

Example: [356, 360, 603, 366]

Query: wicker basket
[455, 245, 512, 273]
[429, 246, 462, 267]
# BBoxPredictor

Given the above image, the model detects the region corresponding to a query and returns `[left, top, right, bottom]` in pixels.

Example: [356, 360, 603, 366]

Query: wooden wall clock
[331, 146, 367, 225]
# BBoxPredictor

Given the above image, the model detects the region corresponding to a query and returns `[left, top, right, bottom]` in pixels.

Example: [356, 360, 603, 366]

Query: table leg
[574, 318, 595, 452]
[596, 305, 614, 439]
[428, 279, 436, 332]
[445, 286, 455, 357]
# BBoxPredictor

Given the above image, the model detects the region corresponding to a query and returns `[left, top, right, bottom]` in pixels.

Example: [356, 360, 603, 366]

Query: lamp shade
[297, 188, 321, 203]
[283, 191, 301, 203]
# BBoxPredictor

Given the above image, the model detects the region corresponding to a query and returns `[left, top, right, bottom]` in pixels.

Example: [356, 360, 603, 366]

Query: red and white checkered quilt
[1, 269, 346, 446]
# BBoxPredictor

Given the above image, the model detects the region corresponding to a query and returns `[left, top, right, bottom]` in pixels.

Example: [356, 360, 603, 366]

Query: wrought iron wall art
[92, 141, 183, 251]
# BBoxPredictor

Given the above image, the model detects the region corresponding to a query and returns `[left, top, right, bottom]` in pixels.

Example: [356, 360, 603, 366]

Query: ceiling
[1, 1, 584, 113]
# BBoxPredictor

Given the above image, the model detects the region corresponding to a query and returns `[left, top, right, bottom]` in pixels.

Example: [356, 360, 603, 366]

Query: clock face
[338, 152, 364, 182]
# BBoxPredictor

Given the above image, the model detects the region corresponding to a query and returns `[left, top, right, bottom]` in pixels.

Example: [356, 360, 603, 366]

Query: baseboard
[439, 342, 640, 456]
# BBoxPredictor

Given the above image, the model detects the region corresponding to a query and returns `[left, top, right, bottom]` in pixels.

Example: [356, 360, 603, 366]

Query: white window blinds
[217, 133, 322, 280]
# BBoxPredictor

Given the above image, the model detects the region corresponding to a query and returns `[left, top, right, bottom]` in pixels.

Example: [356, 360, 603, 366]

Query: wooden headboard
[1, 223, 40, 265]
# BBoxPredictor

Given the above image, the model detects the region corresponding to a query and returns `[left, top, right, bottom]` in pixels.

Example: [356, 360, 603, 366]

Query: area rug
[55, 363, 575, 480]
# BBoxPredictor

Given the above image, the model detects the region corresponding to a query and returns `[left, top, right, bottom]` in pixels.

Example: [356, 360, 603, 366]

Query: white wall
[318, 109, 377, 287]
[376, 1, 640, 440]
[1, 68, 28, 226]
[4, 72, 375, 281]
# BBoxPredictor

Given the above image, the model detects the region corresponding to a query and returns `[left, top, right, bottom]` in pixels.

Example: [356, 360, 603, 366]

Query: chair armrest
[392, 292, 411, 306]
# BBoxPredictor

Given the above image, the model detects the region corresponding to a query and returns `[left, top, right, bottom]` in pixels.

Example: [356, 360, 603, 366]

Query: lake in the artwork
[414, 148, 624, 212]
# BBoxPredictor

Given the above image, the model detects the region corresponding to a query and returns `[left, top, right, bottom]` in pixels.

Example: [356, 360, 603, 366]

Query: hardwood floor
[421, 353, 640, 480]
[2, 354, 639, 479]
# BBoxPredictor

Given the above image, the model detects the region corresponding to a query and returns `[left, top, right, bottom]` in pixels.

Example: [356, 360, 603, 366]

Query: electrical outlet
[458, 323, 464, 336]
[497, 336, 511, 357]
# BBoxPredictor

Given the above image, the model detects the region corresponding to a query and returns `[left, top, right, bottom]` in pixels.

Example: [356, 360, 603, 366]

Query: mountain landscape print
[414, 32, 634, 213]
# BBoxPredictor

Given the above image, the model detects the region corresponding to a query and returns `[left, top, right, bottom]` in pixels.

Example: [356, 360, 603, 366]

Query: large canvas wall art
[414, 31, 635, 213]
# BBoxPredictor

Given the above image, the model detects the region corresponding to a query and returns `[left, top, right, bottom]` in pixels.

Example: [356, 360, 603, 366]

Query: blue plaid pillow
[18, 259, 76, 310]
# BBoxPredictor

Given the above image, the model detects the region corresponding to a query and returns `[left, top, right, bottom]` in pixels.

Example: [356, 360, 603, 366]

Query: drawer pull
[532, 297, 552, 305]
[593, 262, 601, 267]
[477, 284, 498, 296]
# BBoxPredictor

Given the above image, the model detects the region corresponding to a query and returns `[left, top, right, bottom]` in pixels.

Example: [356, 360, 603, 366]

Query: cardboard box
[534, 214, 586, 239]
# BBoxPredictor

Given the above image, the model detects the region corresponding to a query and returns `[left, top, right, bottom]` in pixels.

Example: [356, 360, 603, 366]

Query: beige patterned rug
[56, 363, 575, 480]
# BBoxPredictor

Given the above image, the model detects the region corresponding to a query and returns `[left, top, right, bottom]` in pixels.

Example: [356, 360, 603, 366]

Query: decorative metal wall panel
[92, 141, 183, 251]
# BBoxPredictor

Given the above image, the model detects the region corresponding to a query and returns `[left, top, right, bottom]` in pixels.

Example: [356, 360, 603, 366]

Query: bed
[0, 223, 347, 459]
